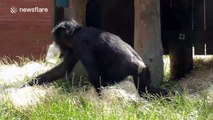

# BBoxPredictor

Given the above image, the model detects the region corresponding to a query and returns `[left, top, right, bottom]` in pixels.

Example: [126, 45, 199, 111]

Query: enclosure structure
[162, 0, 213, 55]
[0, 0, 212, 85]
[54, 0, 213, 83]
[161, 0, 213, 79]
[54, 0, 163, 86]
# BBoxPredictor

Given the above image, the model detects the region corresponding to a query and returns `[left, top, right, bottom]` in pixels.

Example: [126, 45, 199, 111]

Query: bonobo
[26, 19, 168, 97]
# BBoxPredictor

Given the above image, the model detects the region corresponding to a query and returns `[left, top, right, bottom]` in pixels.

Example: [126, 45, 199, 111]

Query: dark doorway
[86, 0, 134, 47]
[86, 0, 102, 29]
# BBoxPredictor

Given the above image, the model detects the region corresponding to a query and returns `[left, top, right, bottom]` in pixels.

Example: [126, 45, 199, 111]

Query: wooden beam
[134, 0, 163, 86]
[169, 40, 193, 80]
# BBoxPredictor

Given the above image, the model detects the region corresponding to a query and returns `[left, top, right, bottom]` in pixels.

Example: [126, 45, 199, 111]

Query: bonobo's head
[52, 19, 80, 52]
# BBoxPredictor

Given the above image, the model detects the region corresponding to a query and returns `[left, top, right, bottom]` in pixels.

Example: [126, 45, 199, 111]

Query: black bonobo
[26, 19, 168, 97]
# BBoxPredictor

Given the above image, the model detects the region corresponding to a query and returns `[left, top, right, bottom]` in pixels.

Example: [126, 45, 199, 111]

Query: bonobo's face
[53, 27, 72, 52]
[52, 20, 80, 53]
[52, 30, 69, 59]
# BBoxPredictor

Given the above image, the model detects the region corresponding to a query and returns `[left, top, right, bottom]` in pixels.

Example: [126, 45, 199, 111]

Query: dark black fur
[26, 19, 168, 97]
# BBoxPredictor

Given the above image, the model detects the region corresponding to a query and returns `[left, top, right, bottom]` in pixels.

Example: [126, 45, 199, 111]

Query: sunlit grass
[0, 56, 212, 120]
[163, 55, 171, 81]
[0, 90, 212, 120]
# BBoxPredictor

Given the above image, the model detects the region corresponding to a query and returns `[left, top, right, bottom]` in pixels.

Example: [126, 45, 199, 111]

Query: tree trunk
[134, 0, 163, 86]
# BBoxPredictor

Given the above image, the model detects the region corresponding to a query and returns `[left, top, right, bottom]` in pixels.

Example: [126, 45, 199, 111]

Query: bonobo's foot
[139, 87, 169, 98]
[147, 87, 169, 97]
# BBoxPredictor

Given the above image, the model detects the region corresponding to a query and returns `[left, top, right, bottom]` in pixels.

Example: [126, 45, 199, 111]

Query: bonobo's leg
[26, 51, 78, 86]
[133, 67, 151, 95]
[133, 67, 168, 97]
[78, 49, 101, 94]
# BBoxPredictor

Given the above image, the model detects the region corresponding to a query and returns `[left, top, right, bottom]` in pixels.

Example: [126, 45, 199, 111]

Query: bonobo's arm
[27, 50, 78, 86]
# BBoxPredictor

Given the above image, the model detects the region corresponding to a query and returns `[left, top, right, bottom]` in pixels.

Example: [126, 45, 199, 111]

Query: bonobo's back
[73, 26, 134, 54]
[72, 26, 145, 68]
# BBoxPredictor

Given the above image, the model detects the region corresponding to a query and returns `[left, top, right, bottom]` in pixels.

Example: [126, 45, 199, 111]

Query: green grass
[0, 56, 212, 120]
[163, 55, 171, 81]
[32, 94, 213, 120]
[0, 90, 212, 120]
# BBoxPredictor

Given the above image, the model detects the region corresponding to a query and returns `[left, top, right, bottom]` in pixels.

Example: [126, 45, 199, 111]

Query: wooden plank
[205, 0, 213, 54]
[206, 0, 213, 30]
[193, 0, 206, 55]
[160, 0, 171, 53]
[194, 31, 205, 55]
[206, 32, 213, 54]
[194, 0, 205, 31]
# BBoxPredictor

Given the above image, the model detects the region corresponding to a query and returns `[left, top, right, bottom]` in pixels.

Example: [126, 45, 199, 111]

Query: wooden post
[160, 0, 193, 80]
[134, 0, 163, 86]
[169, 40, 193, 80]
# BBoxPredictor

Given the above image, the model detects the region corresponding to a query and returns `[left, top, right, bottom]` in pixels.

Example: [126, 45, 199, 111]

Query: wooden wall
[0, 0, 53, 59]
[161, 0, 213, 55]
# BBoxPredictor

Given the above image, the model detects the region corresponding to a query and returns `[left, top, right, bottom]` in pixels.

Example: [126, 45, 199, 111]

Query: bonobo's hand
[21, 79, 35, 88]
[21, 77, 45, 88]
